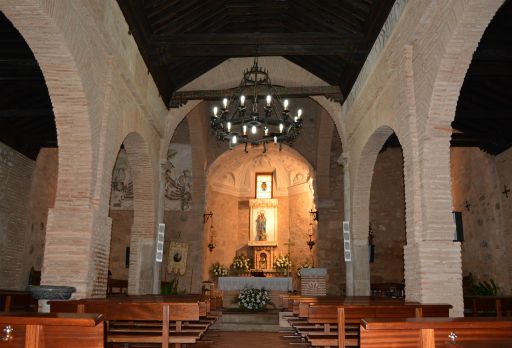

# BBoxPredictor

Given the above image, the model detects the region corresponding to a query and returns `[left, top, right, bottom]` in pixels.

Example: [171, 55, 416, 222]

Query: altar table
[218, 277, 293, 292]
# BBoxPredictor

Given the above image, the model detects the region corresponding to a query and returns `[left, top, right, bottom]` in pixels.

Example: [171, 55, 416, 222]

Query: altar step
[211, 311, 281, 332]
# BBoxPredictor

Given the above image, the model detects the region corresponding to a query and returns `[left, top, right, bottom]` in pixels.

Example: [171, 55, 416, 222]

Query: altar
[218, 276, 293, 308]
[218, 276, 292, 292]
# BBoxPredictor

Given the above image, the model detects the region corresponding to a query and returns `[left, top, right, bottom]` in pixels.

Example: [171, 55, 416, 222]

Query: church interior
[1, 0, 512, 347]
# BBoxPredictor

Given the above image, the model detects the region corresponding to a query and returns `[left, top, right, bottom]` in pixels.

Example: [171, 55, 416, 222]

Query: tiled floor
[202, 330, 301, 347]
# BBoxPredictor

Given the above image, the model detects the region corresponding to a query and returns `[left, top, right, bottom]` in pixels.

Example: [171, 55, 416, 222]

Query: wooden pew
[360, 317, 512, 348]
[48, 295, 217, 343]
[0, 290, 37, 312]
[0, 312, 104, 347]
[105, 302, 200, 348]
[463, 295, 512, 317]
[106, 278, 128, 295]
[304, 302, 451, 348]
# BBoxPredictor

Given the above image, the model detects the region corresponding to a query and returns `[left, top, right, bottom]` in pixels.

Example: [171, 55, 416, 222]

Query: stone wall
[0, 142, 35, 289]
[0, 143, 57, 290]
[23, 148, 58, 285]
[316, 128, 345, 295]
[108, 210, 133, 280]
[369, 146, 406, 284]
[451, 147, 511, 293]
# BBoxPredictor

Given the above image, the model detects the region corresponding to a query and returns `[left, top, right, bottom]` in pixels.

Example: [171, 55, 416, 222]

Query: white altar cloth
[218, 277, 292, 291]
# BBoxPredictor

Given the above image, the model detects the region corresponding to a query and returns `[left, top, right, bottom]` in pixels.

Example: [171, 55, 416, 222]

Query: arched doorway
[368, 133, 406, 297]
[106, 145, 134, 295]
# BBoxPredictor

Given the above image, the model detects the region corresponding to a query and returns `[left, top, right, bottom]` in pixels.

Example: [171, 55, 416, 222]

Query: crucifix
[502, 185, 510, 198]
[284, 238, 295, 256]
[464, 200, 471, 211]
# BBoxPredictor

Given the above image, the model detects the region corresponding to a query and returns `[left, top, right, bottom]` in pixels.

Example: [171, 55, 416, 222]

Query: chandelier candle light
[211, 58, 304, 152]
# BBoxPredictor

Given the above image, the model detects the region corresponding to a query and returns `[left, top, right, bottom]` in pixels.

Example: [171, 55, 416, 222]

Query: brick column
[41, 207, 96, 298]
[405, 241, 462, 315]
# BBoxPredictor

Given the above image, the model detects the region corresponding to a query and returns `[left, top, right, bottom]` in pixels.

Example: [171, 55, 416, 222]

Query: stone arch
[207, 145, 315, 196]
[123, 132, 156, 294]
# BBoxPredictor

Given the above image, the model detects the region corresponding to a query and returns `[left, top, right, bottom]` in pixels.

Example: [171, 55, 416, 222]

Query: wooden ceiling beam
[150, 32, 363, 60]
[169, 85, 342, 108]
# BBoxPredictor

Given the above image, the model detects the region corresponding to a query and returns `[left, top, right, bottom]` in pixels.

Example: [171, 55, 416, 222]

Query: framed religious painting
[248, 198, 278, 246]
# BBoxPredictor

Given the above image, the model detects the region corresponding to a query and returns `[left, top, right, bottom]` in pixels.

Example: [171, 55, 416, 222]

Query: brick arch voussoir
[1, 2, 94, 207]
[425, 0, 504, 133]
[422, 1, 503, 240]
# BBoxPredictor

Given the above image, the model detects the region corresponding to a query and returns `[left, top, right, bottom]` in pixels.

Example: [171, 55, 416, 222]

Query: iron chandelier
[210, 58, 303, 152]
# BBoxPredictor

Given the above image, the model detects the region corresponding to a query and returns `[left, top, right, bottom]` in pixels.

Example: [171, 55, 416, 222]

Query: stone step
[211, 311, 281, 331]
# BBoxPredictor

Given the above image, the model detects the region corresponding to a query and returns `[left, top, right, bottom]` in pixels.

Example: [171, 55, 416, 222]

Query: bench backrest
[360, 317, 512, 348]
[338, 305, 421, 348]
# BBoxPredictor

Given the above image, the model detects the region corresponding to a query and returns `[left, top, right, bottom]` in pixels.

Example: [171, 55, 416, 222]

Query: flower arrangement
[273, 254, 292, 273]
[231, 254, 251, 272]
[210, 262, 228, 278]
[297, 262, 313, 277]
[236, 287, 271, 311]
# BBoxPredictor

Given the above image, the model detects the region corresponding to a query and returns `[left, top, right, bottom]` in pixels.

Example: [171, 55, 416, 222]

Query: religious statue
[256, 210, 267, 241]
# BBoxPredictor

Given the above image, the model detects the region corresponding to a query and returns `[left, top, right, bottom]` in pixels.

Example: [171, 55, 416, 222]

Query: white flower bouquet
[210, 262, 228, 278]
[236, 287, 271, 311]
[273, 254, 291, 272]
[231, 255, 251, 272]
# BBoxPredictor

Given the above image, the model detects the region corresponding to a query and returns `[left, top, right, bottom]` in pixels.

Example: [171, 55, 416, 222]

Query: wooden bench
[48, 295, 218, 346]
[463, 295, 512, 317]
[0, 312, 104, 347]
[301, 302, 451, 348]
[104, 301, 200, 348]
[360, 317, 512, 348]
[106, 278, 128, 295]
[0, 290, 37, 312]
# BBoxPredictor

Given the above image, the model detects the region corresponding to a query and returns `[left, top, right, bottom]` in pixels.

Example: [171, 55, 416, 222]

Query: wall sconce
[204, 211, 215, 252]
[203, 211, 213, 224]
[307, 234, 315, 250]
[309, 209, 319, 222]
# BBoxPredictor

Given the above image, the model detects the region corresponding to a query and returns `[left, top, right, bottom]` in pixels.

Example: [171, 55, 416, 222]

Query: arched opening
[0, 11, 58, 291]
[450, 0, 512, 308]
[162, 96, 345, 295]
[106, 145, 133, 295]
[368, 133, 406, 298]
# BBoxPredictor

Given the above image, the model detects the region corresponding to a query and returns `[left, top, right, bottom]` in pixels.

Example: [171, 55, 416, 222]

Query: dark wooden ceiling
[117, 0, 396, 107]
[1, 2, 511, 160]
[451, 0, 512, 155]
